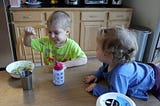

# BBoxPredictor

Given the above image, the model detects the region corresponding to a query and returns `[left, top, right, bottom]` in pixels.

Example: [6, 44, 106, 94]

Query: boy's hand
[85, 83, 96, 92]
[83, 75, 97, 84]
[60, 62, 67, 70]
[24, 27, 37, 47]
[25, 27, 36, 37]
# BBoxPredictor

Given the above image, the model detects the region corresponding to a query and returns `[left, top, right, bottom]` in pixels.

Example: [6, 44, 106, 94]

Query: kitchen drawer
[108, 20, 130, 28]
[81, 12, 106, 21]
[45, 11, 79, 20]
[108, 11, 131, 21]
[12, 12, 45, 22]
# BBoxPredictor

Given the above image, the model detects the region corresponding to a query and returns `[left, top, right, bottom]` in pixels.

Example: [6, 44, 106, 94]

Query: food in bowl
[6, 60, 34, 78]
[11, 63, 33, 74]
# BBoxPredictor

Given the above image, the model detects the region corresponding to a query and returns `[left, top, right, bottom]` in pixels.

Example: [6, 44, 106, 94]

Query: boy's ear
[65, 27, 71, 36]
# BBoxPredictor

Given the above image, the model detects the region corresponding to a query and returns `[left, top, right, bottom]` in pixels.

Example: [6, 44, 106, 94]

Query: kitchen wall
[123, 0, 160, 62]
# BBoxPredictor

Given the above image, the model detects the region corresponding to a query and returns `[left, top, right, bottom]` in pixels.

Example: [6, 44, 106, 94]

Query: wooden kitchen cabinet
[80, 9, 132, 57]
[10, 8, 132, 65]
[80, 11, 107, 57]
[80, 22, 105, 57]
[11, 11, 46, 65]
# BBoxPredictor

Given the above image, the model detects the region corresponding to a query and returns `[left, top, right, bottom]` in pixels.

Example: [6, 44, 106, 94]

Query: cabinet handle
[23, 16, 32, 19]
[89, 16, 97, 18]
[116, 15, 123, 18]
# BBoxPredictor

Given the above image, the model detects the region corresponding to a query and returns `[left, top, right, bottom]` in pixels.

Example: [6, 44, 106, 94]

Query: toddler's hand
[85, 83, 96, 92]
[25, 27, 36, 37]
[83, 75, 97, 84]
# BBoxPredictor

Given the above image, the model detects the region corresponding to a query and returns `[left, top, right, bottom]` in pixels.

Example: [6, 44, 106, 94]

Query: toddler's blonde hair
[97, 26, 138, 63]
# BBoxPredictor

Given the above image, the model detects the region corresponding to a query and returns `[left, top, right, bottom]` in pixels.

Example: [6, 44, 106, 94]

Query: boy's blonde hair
[97, 26, 138, 63]
[47, 11, 71, 30]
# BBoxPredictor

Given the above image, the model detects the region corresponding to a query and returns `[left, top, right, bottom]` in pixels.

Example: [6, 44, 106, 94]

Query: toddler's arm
[62, 57, 87, 68]
[24, 27, 36, 47]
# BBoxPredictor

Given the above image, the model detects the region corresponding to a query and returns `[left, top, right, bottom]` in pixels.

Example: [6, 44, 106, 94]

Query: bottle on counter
[50, 0, 58, 4]
[53, 61, 64, 86]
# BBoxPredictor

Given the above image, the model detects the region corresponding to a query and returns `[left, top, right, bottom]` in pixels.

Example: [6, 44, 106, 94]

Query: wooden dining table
[0, 59, 160, 106]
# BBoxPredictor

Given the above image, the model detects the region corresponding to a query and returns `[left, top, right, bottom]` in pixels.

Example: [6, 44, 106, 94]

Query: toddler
[24, 11, 87, 68]
[83, 26, 160, 101]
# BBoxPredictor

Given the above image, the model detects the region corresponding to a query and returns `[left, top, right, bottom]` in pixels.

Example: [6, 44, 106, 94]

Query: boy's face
[48, 25, 69, 46]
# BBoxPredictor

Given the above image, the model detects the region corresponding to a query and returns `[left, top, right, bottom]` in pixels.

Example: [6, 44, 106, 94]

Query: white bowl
[6, 60, 35, 78]
[96, 92, 136, 106]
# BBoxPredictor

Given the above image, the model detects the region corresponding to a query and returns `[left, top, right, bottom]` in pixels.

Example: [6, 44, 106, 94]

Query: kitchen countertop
[20, 2, 124, 8]
[9, 2, 128, 9]
[0, 59, 159, 106]
[9, 6, 132, 11]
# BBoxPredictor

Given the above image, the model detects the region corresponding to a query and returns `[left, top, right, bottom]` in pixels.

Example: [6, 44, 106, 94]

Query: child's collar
[55, 38, 68, 48]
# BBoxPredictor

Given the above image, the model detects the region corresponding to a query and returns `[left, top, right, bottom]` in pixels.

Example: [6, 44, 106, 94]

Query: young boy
[83, 27, 160, 101]
[24, 11, 87, 68]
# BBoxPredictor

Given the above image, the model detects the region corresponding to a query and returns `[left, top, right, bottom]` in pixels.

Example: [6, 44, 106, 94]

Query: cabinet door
[67, 11, 80, 44]
[80, 22, 105, 57]
[14, 23, 46, 66]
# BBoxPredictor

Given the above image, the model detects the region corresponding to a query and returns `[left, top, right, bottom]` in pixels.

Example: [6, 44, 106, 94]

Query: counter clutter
[0, 59, 160, 106]
[21, 0, 123, 8]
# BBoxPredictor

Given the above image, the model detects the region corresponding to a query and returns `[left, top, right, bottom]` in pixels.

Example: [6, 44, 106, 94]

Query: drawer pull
[23, 16, 32, 19]
[116, 15, 123, 18]
[89, 16, 97, 18]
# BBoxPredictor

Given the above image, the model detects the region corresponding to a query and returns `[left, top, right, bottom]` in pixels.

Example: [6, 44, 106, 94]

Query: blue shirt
[93, 61, 155, 100]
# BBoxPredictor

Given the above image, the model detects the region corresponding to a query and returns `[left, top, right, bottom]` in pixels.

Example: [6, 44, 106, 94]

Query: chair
[16, 25, 48, 66]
